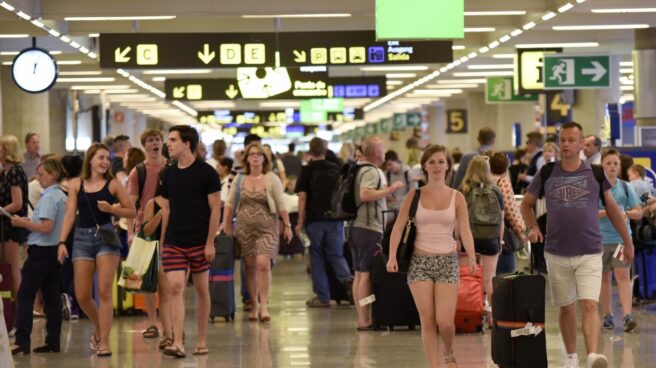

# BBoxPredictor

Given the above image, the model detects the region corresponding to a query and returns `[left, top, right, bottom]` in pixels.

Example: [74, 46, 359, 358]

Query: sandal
[159, 337, 174, 350]
[444, 352, 458, 367]
[306, 297, 330, 308]
[163, 345, 186, 359]
[142, 325, 160, 339]
[192, 346, 209, 355]
[96, 348, 112, 357]
[89, 333, 100, 351]
[356, 324, 375, 331]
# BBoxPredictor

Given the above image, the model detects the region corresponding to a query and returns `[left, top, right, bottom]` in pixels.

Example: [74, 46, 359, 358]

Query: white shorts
[544, 252, 603, 307]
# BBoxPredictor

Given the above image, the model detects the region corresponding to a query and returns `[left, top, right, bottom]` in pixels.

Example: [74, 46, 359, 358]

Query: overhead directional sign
[197, 108, 363, 125]
[278, 30, 453, 66]
[486, 77, 539, 103]
[164, 70, 386, 101]
[543, 55, 611, 89]
[515, 48, 562, 94]
[100, 31, 452, 69]
[392, 112, 422, 130]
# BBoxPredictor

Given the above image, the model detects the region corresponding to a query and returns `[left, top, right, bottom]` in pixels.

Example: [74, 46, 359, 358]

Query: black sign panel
[446, 109, 467, 134]
[164, 72, 386, 101]
[99, 31, 453, 69]
[278, 30, 453, 66]
[197, 108, 364, 125]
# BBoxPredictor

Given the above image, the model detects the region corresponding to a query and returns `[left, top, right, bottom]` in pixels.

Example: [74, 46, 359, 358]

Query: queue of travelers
[0, 123, 654, 368]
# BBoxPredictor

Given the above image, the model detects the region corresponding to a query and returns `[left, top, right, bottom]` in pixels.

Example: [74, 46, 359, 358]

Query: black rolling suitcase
[491, 273, 547, 368]
[209, 234, 236, 322]
[326, 241, 354, 305]
[370, 250, 420, 331]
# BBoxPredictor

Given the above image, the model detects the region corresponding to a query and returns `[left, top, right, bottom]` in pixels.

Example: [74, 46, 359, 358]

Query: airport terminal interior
[0, 0, 656, 367]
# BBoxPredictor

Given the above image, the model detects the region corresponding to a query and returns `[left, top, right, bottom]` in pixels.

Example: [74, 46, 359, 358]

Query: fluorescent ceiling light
[57, 60, 83, 65]
[360, 66, 429, 72]
[58, 71, 103, 76]
[386, 73, 417, 79]
[542, 12, 556, 21]
[242, 13, 351, 18]
[386, 80, 404, 85]
[425, 84, 479, 89]
[88, 33, 100, 37]
[554, 24, 649, 30]
[70, 85, 131, 90]
[48, 29, 61, 37]
[464, 11, 526, 16]
[64, 15, 176, 21]
[619, 61, 633, 67]
[437, 79, 487, 84]
[413, 89, 463, 95]
[260, 101, 301, 108]
[467, 64, 514, 70]
[515, 42, 599, 48]
[558, 3, 574, 13]
[1, 61, 12, 65]
[83, 89, 139, 94]
[620, 85, 634, 91]
[464, 27, 496, 33]
[0, 2, 15, 11]
[16, 11, 31, 20]
[31, 19, 45, 28]
[620, 68, 633, 74]
[60, 35, 71, 42]
[57, 77, 116, 82]
[499, 35, 511, 43]
[152, 77, 166, 82]
[141, 69, 212, 75]
[522, 22, 536, 30]
[189, 101, 236, 109]
[492, 54, 515, 59]
[0, 34, 29, 38]
[488, 41, 500, 49]
[452, 71, 514, 77]
[452, 45, 466, 50]
[591, 8, 656, 13]
[510, 29, 523, 37]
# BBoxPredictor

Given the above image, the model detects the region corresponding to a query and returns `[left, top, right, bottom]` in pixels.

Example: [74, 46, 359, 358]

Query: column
[426, 102, 446, 146]
[634, 28, 656, 127]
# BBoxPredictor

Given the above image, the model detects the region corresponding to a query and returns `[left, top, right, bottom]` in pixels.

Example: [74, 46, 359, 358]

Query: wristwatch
[284, 223, 292, 228]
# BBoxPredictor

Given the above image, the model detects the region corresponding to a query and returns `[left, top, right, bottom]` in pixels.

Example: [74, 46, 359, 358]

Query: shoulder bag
[81, 180, 123, 249]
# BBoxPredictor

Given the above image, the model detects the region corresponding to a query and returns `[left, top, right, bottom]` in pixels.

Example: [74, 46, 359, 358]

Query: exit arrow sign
[543, 54, 611, 89]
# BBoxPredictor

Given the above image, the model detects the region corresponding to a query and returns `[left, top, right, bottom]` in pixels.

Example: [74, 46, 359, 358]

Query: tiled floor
[6, 257, 656, 367]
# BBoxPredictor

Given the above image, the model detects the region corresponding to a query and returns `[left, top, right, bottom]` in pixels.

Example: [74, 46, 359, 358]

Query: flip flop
[356, 324, 375, 331]
[163, 346, 186, 359]
[192, 346, 209, 356]
[96, 348, 112, 357]
[142, 325, 159, 339]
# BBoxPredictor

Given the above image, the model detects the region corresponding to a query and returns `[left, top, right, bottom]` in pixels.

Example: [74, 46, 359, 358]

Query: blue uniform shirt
[599, 179, 640, 245]
[27, 184, 67, 246]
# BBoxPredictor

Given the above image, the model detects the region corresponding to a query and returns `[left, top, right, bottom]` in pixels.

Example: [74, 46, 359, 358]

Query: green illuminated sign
[376, 0, 464, 40]
[543, 55, 610, 89]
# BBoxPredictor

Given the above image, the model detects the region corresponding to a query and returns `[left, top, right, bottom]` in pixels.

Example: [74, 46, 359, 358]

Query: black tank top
[77, 180, 115, 228]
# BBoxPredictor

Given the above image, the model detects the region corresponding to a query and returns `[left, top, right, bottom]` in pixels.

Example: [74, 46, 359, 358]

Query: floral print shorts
[407, 252, 459, 284]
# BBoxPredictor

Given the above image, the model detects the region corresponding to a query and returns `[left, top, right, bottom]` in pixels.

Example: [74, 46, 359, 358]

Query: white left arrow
[582, 61, 607, 82]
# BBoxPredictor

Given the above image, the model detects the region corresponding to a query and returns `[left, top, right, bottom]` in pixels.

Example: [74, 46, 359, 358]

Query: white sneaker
[8, 328, 16, 338]
[565, 353, 579, 368]
[586, 353, 608, 368]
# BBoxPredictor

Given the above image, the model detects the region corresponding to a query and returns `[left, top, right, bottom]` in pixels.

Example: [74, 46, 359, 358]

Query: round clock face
[11, 48, 58, 93]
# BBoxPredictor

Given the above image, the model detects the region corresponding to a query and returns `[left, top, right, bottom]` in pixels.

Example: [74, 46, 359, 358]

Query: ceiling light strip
[364, 1, 586, 112]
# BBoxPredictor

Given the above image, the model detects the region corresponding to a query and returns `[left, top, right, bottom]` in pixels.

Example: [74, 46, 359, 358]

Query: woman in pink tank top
[386, 145, 476, 368]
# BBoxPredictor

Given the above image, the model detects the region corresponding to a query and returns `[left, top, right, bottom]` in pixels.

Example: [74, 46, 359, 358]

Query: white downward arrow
[582, 61, 607, 82]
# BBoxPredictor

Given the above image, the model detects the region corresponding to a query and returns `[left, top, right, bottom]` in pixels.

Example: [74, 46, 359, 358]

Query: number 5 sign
[447, 110, 467, 134]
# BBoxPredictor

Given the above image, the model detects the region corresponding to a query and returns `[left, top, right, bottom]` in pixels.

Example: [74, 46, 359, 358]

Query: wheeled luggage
[209, 234, 236, 322]
[455, 255, 484, 333]
[370, 250, 420, 331]
[491, 273, 547, 368]
[634, 245, 656, 301]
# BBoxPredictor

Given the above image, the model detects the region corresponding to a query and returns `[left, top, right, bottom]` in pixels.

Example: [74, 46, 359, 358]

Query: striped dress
[235, 189, 279, 258]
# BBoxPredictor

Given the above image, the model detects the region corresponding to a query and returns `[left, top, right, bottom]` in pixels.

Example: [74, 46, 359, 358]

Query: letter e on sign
[245, 44, 266, 65]
[446, 110, 467, 134]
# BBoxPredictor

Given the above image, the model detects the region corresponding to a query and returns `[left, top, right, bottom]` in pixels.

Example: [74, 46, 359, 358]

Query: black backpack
[538, 162, 607, 206]
[328, 162, 379, 221]
[306, 161, 341, 220]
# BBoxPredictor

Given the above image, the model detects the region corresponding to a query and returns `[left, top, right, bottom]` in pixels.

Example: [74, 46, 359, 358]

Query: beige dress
[235, 189, 279, 258]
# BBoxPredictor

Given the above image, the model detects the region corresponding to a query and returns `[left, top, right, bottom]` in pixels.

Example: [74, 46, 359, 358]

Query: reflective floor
[7, 256, 656, 367]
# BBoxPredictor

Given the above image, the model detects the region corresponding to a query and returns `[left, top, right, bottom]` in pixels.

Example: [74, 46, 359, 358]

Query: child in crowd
[628, 164, 653, 199]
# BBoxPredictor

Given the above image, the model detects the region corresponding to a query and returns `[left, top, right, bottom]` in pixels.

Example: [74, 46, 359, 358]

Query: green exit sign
[543, 55, 611, 89]
[376, 0, 464, 40]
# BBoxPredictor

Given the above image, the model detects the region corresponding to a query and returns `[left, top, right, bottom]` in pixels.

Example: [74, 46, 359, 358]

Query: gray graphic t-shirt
[527, 161, 611, 257]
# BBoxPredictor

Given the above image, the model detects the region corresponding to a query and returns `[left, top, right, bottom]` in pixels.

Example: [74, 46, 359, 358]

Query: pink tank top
[414, 189, 457, 254]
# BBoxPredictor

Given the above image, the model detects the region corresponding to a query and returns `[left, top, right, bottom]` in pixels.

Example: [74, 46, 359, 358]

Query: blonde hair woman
[223, 143, 292, 322]
[459, 156, 504, 326]
[0, 135, 29, 319]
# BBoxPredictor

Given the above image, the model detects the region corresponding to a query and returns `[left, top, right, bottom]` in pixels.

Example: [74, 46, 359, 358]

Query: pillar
[496, 102, 539, 151]
[426, 102, 446, 146]
[634, 28, 656, 127]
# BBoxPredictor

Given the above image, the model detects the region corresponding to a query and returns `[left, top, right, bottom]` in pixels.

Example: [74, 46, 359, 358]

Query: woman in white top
[387, 145, 476, 368]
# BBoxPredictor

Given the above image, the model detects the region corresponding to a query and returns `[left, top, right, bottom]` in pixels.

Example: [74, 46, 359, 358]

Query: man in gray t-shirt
[521, 122, 633, 368]
[384, 150, 418, 212]
[350, 137, 404, 330]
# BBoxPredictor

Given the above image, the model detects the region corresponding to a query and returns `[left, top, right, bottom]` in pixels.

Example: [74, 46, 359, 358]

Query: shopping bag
[118, 234, 158, 292]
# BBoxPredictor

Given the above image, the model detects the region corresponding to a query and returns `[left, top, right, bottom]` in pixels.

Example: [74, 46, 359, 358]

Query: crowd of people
[0, 122, 654, 367]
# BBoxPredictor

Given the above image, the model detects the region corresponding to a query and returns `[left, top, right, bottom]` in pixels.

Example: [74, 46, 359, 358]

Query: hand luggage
[634, 245, 656, 301]
[370, 250, 420, 331]
[491, 273, 547, 368]
[326, 241, 354, 305]
[210, 234, 236, 322]
[0, 263, 13, 332]
[455, 255, 484, 333]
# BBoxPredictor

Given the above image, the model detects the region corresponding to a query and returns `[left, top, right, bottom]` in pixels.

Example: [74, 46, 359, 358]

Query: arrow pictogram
[114, 47, 131, 63]
[407, 114, 421, 126]
[293, 50, 307, 63]
[172, 86, 185, 99]
[225, 84, 239, 99]
[582, 61, 607, 82]
[198, 44, 215, 65]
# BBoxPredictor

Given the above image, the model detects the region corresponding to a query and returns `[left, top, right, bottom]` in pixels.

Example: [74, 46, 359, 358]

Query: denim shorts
[72, 224, 121, 261]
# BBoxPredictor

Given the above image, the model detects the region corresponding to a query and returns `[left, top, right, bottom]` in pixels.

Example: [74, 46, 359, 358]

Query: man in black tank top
[160, 125, 221, 358]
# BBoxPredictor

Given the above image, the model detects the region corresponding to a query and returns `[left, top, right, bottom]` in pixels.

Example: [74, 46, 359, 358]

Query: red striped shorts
[161, 244, 209, 274]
